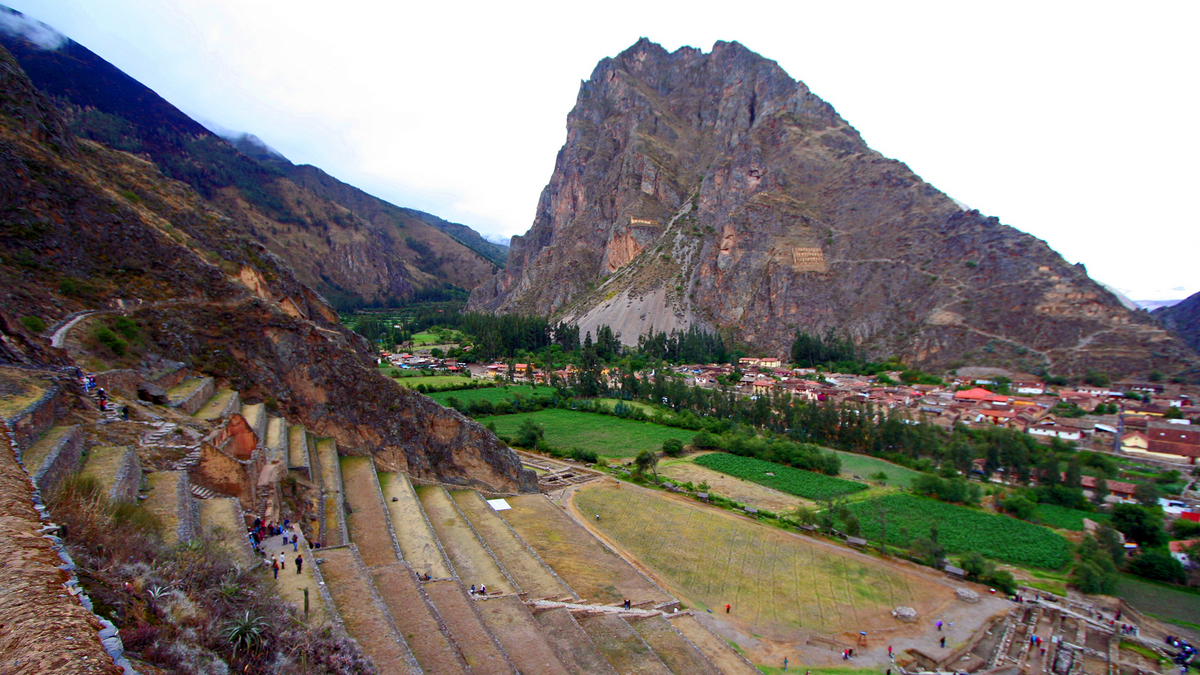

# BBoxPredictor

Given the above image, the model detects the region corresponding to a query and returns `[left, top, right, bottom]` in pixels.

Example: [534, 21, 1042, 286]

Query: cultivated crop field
[1033, 504, 1107, 531]
[694, 453, 867, 500]
[846, 494, 1072, 569]
[574, 485, 951, 639]
[429, 385, 542, 405]
[483, 409, 694, 458]
[1116, 576, 1200, 628]
[832, 450, 926, 489]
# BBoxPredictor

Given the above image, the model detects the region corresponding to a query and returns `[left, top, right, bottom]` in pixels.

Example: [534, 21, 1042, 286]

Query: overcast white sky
[8, 0, 1198, 301]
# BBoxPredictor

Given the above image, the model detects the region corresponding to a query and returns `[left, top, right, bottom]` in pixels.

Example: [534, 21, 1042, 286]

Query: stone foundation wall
[30, 425, 83, 495]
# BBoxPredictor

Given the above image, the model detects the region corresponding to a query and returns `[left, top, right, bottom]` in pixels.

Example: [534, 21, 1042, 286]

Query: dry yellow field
[574, 484, 952, 640]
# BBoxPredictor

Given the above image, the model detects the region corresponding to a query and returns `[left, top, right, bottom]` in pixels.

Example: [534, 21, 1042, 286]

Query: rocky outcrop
[469, 39, 1197, 378]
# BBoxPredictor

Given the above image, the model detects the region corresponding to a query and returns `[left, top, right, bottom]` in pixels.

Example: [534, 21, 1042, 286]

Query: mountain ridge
[468, 38, 1197, 379]
[0, 8, 505, 308]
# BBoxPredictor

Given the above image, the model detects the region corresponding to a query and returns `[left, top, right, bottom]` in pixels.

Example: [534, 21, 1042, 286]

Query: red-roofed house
[1080, 475, 1137, 501]
[1170, 540, 1198, 568]
[1123, 428, 1200, 464]
[955, 387, 1009, 404]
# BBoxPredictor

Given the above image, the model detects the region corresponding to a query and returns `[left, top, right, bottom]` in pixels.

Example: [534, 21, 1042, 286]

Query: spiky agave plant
[223, 610, 269, 659]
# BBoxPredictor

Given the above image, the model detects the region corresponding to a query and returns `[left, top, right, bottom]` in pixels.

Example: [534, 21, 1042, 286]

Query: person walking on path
[272, 560, 279, 579]
[936, 620, 943, 631]
[725, 604, 731, 614]
[940, 637, 946, 648]
[295, 554, 303, 574]
[292, 535, 298, 552]
[279, 551, 287, 572]
[783, 657, 788, 671]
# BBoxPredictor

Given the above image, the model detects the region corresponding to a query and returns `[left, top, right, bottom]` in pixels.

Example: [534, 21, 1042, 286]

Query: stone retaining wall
[94, 370, 142, 399]
[4, 384, 68, 451]
[31, 425, 83, 495]
[169, 378, 214, 416]
[174, 472, 197, 543]
[110, 446, 141, 503]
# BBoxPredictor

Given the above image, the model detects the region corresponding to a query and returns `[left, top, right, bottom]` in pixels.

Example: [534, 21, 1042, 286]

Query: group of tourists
[469, 583, 488, 596]
[248, 517, 309, 580]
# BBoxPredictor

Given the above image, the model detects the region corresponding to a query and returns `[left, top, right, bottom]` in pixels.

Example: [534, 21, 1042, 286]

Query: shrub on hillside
[1127, 549, 1186, 584]
[19, 315, 45, 333]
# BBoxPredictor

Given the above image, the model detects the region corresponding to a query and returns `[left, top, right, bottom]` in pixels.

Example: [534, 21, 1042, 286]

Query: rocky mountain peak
[469, 39, 1196, 378]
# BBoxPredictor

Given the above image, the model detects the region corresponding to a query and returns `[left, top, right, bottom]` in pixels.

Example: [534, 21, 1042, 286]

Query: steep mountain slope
[0, 9, 503, 308]
[1155, 292, 1200, 354]
[0, 43, 533, 492]
[469, 39, 1195, 378]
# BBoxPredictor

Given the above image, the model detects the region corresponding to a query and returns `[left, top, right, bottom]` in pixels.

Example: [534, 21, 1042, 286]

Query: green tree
[1127, 549, 1185, 584]
[662, 438, 684, 457]
[1133, 482, 1162, 507]
[1110, 504, 1168, 548]
[634, 448, 659, 484]
[514, 419, 544, 448]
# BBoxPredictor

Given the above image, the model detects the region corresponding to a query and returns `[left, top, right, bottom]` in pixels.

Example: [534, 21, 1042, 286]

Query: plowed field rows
[574, 484, 951, 639]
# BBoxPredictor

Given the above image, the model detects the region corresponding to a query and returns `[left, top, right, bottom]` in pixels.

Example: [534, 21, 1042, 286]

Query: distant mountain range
[469, 38, 1197, 379]
[0, 8, 506, 309]
[1154, 292, 1200, 355]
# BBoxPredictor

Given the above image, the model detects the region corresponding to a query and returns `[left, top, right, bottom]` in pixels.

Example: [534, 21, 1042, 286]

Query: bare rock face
[470, 39, 1196, 377]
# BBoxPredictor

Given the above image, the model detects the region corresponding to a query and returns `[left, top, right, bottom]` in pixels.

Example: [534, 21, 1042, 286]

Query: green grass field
[428, 385, 544, 405]
[410, 329, 463, 345]
[480, 409, 694, 458]
[1116, 576, 1200, 627]
[395, 375, 473, 389]
[831, 450, 926, 488]
[847, 494, 1072, 569]
[574, 485, 952, 639]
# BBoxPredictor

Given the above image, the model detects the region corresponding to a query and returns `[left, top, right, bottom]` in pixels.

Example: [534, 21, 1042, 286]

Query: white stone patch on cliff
[565, 287, 702, 347]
